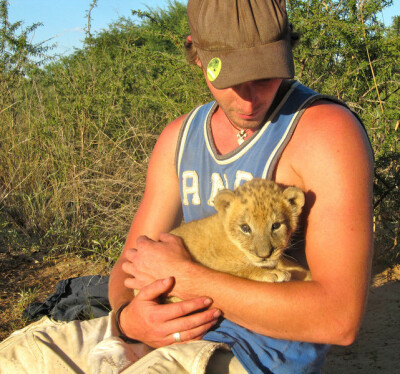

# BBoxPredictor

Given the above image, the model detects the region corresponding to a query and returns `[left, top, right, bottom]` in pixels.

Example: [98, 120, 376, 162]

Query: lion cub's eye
[271, 222, 281, 230]
[240, 224, 252, 234]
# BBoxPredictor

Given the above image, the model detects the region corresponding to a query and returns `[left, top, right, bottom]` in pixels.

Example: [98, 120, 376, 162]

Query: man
[109, 0, 374, 372]
[0, 1, 373, 373]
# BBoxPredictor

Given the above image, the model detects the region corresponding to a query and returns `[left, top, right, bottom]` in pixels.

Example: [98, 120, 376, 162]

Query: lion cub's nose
[257, 249, 273, 259]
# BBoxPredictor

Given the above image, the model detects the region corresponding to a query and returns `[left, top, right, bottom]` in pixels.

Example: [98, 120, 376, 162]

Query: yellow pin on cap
[207, 58, 222, 82]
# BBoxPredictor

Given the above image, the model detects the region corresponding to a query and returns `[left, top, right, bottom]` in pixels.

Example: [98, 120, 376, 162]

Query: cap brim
[198, 38, 294, 89]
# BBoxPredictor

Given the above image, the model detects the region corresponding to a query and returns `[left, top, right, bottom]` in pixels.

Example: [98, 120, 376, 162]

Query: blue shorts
[204, 319, 330, 374]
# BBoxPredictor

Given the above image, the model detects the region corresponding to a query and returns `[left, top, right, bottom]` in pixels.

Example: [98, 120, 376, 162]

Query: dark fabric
[23, 275, 110, 322]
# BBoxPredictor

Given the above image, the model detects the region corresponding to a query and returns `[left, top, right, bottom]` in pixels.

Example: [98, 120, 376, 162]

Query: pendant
[237, 129, 248, 145]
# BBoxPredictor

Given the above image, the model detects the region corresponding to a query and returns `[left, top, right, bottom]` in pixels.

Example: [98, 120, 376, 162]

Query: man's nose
[233, 82, 258, 108]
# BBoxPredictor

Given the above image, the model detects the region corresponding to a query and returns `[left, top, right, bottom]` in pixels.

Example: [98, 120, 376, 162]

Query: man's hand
[123, 233, 194, 298]
[119, 277, 221, 348]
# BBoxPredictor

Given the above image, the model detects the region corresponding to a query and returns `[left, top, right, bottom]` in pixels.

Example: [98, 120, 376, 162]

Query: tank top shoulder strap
[175, 101, 216, 176]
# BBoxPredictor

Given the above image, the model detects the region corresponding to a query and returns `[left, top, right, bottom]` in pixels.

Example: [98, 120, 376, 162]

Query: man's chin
[229, 116, 264, 131]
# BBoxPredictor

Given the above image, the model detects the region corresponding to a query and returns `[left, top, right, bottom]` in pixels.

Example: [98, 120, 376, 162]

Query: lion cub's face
[214, 179, 305, 268]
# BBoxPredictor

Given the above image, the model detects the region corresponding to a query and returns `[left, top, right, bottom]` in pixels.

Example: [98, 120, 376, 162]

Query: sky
[7, 0, 173, 58]
[7, 0, 400, 59]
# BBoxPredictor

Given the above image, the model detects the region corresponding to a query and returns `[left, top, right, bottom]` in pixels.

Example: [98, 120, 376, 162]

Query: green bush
[0, 0, 398, 266]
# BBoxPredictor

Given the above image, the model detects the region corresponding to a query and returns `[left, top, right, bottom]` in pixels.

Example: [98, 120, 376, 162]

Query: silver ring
[173, 332, 182, 342]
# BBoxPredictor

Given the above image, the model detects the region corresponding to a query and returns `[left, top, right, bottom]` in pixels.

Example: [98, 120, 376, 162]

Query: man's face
[204, 73, 283, 130]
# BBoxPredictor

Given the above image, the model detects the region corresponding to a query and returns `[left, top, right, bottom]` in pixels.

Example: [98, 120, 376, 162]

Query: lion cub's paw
[255, 269, 291, 283]
[271, 270, 291, 283]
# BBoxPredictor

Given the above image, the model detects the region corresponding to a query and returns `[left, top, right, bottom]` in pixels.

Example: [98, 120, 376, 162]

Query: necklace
[229, 121, 248, 145]
[236, 129, 248, 145]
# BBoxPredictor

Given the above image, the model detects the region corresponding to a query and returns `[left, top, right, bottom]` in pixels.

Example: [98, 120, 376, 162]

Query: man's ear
[186, 35, 202, 67]
[282, 186, 305, 215]
[214, 189, 235, 215]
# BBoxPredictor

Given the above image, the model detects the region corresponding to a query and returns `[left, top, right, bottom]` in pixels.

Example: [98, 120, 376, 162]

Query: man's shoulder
[298, 99, 363, 136]
[158, 113, 189, 142]
[279, 99, 372, 182]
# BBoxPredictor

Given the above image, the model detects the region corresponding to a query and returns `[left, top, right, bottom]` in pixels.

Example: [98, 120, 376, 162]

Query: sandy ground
[323, 265, 400, 373]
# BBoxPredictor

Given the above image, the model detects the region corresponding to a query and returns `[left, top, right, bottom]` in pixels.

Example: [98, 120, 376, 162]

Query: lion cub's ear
[282, 186, 305, 215]
[214, 189, 236, 215]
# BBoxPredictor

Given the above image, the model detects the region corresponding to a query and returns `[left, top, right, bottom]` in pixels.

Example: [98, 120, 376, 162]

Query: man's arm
[109, 115, 221, 347]
[125, 102, 374, 346]
[108, 116, 184, 311]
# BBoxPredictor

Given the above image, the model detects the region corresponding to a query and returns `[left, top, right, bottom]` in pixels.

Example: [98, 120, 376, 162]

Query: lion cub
[170, 178, 310, 286]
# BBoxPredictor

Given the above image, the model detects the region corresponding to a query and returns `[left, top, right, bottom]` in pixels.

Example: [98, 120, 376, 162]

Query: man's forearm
[109, 259, 134, 311]
[175, 262, 367, 346]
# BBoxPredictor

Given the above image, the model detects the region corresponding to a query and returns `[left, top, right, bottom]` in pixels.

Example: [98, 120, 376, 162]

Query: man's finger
[136, 235, 153, 247]
[159, 297, 216, 321]
[168, 318, 220, 345]
[158, 232, 175, 242]
[124, 277, 140, 290]
[121, 260, 135, 275]
[135, 277, 175, 301]
[124, 248, 138, 262]
[166, 303, 221, 330]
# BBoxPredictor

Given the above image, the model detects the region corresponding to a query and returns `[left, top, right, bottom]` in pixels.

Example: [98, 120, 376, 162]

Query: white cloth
[0, 313, 246, 374]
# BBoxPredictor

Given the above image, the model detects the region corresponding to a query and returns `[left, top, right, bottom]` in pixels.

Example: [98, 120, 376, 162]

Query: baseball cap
[187, 0, 295, 89]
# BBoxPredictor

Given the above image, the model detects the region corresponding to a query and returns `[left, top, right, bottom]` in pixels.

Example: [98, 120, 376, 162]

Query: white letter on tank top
[208, 173, 228, 206]
[234, 171, 253, 189]
[182, 171, 201, 205]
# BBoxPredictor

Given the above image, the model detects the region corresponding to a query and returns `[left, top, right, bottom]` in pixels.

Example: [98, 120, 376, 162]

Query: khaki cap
[188, 0, 294, 89]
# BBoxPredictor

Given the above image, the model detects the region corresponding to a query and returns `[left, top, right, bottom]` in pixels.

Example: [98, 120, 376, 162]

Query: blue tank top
[175, 80, 338, 373]
[176, 80, 337, 224]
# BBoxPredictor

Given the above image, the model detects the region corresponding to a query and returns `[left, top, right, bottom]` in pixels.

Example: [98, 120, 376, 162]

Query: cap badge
[207, 58, 222, 82]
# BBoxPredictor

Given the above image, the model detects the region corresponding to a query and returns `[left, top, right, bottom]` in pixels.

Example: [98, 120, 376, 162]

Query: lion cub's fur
[171, 179, 310, 289]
